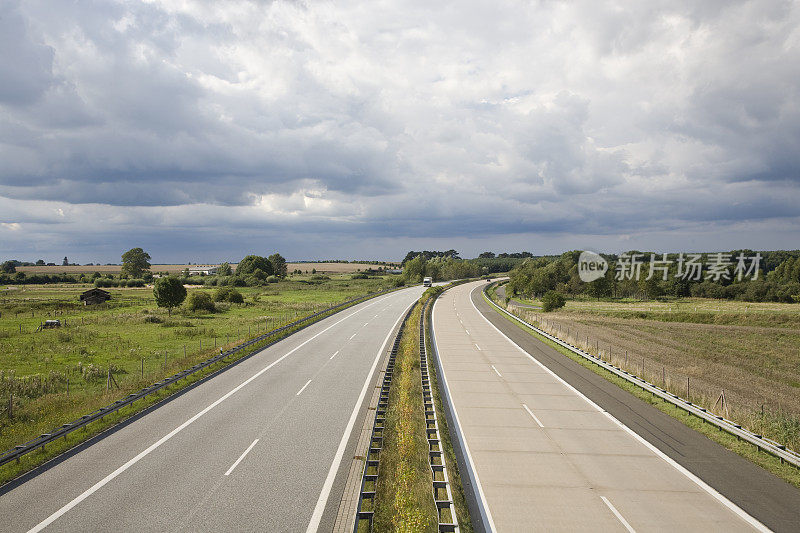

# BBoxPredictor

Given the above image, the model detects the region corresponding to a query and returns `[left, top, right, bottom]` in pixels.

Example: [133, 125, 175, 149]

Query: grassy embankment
[487, 284, 800, 488]
[0, 274, 392, 484]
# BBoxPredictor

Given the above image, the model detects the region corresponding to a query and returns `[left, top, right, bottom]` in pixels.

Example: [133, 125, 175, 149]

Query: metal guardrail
[354, 304, 415, 532]
[482, 283, 800, 469]
[0, 288, 399, 469]
[419, 299, 459, 533]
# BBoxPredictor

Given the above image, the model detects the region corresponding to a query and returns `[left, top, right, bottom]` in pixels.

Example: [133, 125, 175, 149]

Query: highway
[0, 286, 424, 532]
[432, 281, 800, 532]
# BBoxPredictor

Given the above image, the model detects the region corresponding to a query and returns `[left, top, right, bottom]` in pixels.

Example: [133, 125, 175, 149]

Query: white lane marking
[28, 292, 397, 533]
[224, 439, 259, 476]
[522, 403, 544, 428]
[490, 364, 502, 377]
[330, 350, 339, 360]
[474, 344, 481, 351]
[432, 296, 498, 533]
[601, 496, 636, 533]
[349, 333, 357, 340]
[364, 322, 369, 326]
[306, 297, 418, 532]
[469, 284, 770, 533]
[464, 329, 469, 335]
[296, 379, 312, 396]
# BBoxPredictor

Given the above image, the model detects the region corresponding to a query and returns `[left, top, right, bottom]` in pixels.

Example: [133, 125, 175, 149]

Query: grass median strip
[373, 302, 438, 532]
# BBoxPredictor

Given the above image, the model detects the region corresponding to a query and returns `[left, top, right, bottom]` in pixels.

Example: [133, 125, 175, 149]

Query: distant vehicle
[423, 277, 432, 287]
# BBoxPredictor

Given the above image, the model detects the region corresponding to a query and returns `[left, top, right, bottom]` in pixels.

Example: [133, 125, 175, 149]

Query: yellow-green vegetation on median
[485, 289, 800, 490]
[373, 303, 438, 532]
[0, 274, 393, 484]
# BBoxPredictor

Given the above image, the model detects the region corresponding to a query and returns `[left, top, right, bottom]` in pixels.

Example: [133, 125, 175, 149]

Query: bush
[351, 273, 369, 279]
[214, 286, 243, 303]
[144, 316, 163, 324]
[126, 279, 145, 287]
[185, 291, 216, 313]
[541, 290, 566, 312]
[266, 275, 279, 283]
[213, 287, 233, 302]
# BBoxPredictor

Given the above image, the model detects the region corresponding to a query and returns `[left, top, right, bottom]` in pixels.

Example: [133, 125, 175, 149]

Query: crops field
[499, 291, 800, 450]
[16, 262, 397, 275]
[0, 274, 393, 463]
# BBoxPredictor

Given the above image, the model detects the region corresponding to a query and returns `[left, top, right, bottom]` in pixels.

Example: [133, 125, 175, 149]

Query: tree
[122, 248, 151, 278]
[236, 255, 273, 277]
[153, 277, 186, 316]
[478, 251, 496, 259]
[185, 291, 215, 313]
[217, 262, 233, 276]
[36, 259, 45, 266]
[1, 261, 16, 274]
[268, 253, 287, 278]
[541, 291, 566, 312]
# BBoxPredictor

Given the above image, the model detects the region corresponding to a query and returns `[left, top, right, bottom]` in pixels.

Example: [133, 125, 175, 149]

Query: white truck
[423, 277, 432, 287]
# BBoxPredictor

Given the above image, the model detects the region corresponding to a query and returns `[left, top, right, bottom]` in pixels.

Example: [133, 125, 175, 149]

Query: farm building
[188, 266, 218, 276]
[80, 288, 111, 305]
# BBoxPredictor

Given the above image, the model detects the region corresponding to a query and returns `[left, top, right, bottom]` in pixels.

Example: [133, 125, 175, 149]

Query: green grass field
[0, 275, 393, 468]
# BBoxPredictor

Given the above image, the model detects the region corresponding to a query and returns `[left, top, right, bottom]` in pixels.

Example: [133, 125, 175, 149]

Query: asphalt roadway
[0, 285, 424, 532]
[432, 281, 800, 532]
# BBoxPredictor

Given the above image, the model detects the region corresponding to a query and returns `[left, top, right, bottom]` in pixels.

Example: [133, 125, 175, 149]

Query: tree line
[506, 250, 800, 303]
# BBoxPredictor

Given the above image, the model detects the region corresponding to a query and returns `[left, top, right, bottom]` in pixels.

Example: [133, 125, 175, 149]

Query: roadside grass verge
[0, 280, 391, 486]
[373, 303, 438, 532]
[488, 293, 800, 490]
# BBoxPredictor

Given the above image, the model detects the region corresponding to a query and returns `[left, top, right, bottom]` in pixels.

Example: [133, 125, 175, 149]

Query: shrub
[185, 291, 216, 312]
[214, 287, 233, 302]
[351, 273, 369, 279]
[144, 315, 163, 324]
[228, 290, 244, 304]
[266, 275, 279, 283]
[541, 290, 566, 312]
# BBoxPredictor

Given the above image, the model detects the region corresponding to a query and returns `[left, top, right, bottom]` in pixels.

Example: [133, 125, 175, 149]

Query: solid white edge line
[432, 292, 498, 533]
[330, 350, 339, 360]
[296, 379, 313, 396]
[474, 344, 481, 351]
[522, 404, 544, 428]
[349, 333, 356, 340]
[224, 439, 259, 476]
[490, 364, 501, 377]
[601, 496, 636, 533]
[27, 292, 395, 533]
[305, 296, 418, 532]
[471, 284, 771, 533]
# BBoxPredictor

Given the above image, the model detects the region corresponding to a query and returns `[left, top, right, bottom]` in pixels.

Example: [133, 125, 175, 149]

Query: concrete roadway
[432, 281, 800, 532]
[0, 286, 424, 532]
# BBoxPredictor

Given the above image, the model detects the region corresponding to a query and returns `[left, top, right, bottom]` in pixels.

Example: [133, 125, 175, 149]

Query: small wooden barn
[80, 288, 111, 305]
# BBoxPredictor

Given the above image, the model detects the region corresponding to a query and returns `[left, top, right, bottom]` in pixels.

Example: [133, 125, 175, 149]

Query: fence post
[9, 392, 12, 419]
[184, 345, 186, 358]
[687, 376, 690, 400]
[164, 350, 167, 368]
[141, 358, 144, 379]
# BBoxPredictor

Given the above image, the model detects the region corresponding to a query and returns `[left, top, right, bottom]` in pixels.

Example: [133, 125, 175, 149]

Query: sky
[1, 0, 799, 264]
